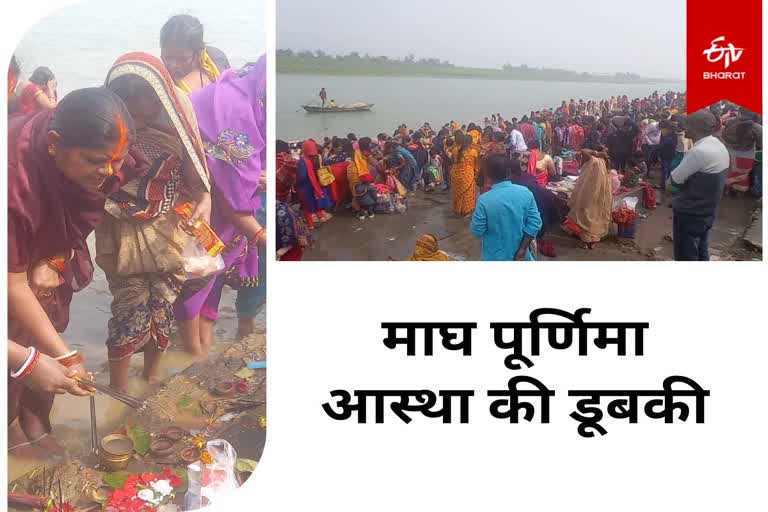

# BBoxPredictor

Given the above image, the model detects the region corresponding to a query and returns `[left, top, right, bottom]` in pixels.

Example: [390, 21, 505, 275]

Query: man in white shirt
[507, 122, 528, 153]
[669, 110, 730, 261]
[641, 119, 661, 174]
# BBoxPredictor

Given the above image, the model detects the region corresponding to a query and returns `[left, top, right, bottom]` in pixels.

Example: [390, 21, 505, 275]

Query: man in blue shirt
[471, 154, 542, 261]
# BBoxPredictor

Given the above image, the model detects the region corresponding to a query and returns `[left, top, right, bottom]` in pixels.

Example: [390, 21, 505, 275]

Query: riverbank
[302, 190, 761, 262]
[277, 57, 682, 85]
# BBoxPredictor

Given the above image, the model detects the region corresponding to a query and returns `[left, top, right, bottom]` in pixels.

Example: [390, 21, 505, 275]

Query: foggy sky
[278, 0, 686, 79]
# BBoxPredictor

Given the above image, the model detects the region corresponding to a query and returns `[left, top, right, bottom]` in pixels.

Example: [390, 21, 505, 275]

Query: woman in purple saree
[175, 57, 266, 357]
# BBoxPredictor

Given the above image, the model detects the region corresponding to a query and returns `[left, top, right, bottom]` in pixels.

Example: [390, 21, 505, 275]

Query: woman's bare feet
[8, 420, 42, 459]
[29, 432, 68, 459]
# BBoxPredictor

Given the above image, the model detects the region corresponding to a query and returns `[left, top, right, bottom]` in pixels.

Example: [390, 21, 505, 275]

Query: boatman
[319, 87, 327, 107]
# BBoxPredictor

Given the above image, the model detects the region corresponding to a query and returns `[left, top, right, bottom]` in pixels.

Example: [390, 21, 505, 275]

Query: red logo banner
[687, 0, 762, 113]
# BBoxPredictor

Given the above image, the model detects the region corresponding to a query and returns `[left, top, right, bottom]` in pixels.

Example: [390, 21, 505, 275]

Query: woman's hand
[46, 79, 57, 99]
[256, 230, 267, 248]
[259, 173, 267, 193]
[29, 259, 63, 297]
[190, 193, 212, 224]
[24, 353, 91, 396]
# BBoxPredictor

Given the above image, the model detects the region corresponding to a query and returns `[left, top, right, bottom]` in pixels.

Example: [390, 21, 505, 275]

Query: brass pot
[100, 434, 134, 471]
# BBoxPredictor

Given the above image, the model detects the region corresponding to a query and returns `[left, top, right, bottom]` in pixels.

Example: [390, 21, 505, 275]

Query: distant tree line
[277, 49, 671, 84]
[277, 49, 456, 68]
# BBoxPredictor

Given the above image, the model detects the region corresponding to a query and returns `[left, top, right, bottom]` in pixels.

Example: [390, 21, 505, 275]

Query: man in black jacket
[669, 110, 730, 261]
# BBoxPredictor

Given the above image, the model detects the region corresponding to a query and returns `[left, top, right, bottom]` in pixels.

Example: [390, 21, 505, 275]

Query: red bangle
[17, 350, 40, 380]
[250, 228, 266, 245]
[46, 257, 66, 273]
[58, 354, 83, 367]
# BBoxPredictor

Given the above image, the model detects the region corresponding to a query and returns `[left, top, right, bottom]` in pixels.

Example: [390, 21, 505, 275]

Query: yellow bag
[393, 177, 407, 196]
[317, 166, 335, 186]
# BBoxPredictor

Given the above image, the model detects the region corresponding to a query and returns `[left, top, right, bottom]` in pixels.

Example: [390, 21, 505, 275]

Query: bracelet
[56, 351, 83, 367]
[249, 228, 266, 245]
[46, 256, 66, 273]
[59, 354, 83, 367]
[11, 347, 39, 379]
[55, 350, 77, 361]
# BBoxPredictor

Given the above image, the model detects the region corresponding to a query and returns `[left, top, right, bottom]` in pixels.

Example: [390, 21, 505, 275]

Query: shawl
[8, 110, 108, 329]
[396, 147, 419, 172]
[409, 234, 450, 261]
[353, 149, 370, 178]
[567, 150, 613, 242]
[104, 52, 210, 202]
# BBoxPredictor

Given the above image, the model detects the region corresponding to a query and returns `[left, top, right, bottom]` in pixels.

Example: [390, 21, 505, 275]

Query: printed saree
[98, 52, 210, 361]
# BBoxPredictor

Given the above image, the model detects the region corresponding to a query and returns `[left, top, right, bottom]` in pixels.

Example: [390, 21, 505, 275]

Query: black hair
[486, 153, 509, 183]
[341, 139, 354, 155]
[50, 87, 135, 149]
[347, 133, 358, 141]
[659, 119, 675, 131]
[377, 133, 388, 141]
[384, 141, 398, 153]
[107, 74, 155, 103]
[528, 140, 541, 150]
[359, 137, 372, 151]
[493, 131, 506, 143]
[508, 156, 523, 177]
[160, 14, 205, 52]
[457, 132, 472, 161]
[29, 66, 55, 86]
[276, 139, 290, 153]
[740, 109, 759, 122]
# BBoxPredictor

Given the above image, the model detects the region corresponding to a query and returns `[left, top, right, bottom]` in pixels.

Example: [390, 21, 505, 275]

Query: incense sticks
[74, 376, 146, 410]
[89, 394, 98, 454]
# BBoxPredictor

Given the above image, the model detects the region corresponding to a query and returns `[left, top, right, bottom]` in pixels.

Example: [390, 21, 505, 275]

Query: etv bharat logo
[702, 36, 746, 79]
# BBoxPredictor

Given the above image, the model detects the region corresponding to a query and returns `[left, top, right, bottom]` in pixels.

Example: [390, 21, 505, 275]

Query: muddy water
[8, 235, 266, 482]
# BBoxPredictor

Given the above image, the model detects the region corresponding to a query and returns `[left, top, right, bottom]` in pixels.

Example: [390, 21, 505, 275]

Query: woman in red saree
[8, 87, 135, 458]
[18, 67, 58, 114]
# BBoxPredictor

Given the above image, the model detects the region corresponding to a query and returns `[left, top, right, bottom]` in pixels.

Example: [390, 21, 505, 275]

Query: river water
[13, 0, 266, 94]
[277, 73, 684, 140]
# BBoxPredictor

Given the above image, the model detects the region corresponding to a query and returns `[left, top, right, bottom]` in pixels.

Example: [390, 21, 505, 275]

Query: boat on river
[301, 102, 374, 113]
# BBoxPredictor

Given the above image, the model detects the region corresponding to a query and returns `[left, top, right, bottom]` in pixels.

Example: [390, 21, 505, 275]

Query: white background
[4, 2, 768, 511]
